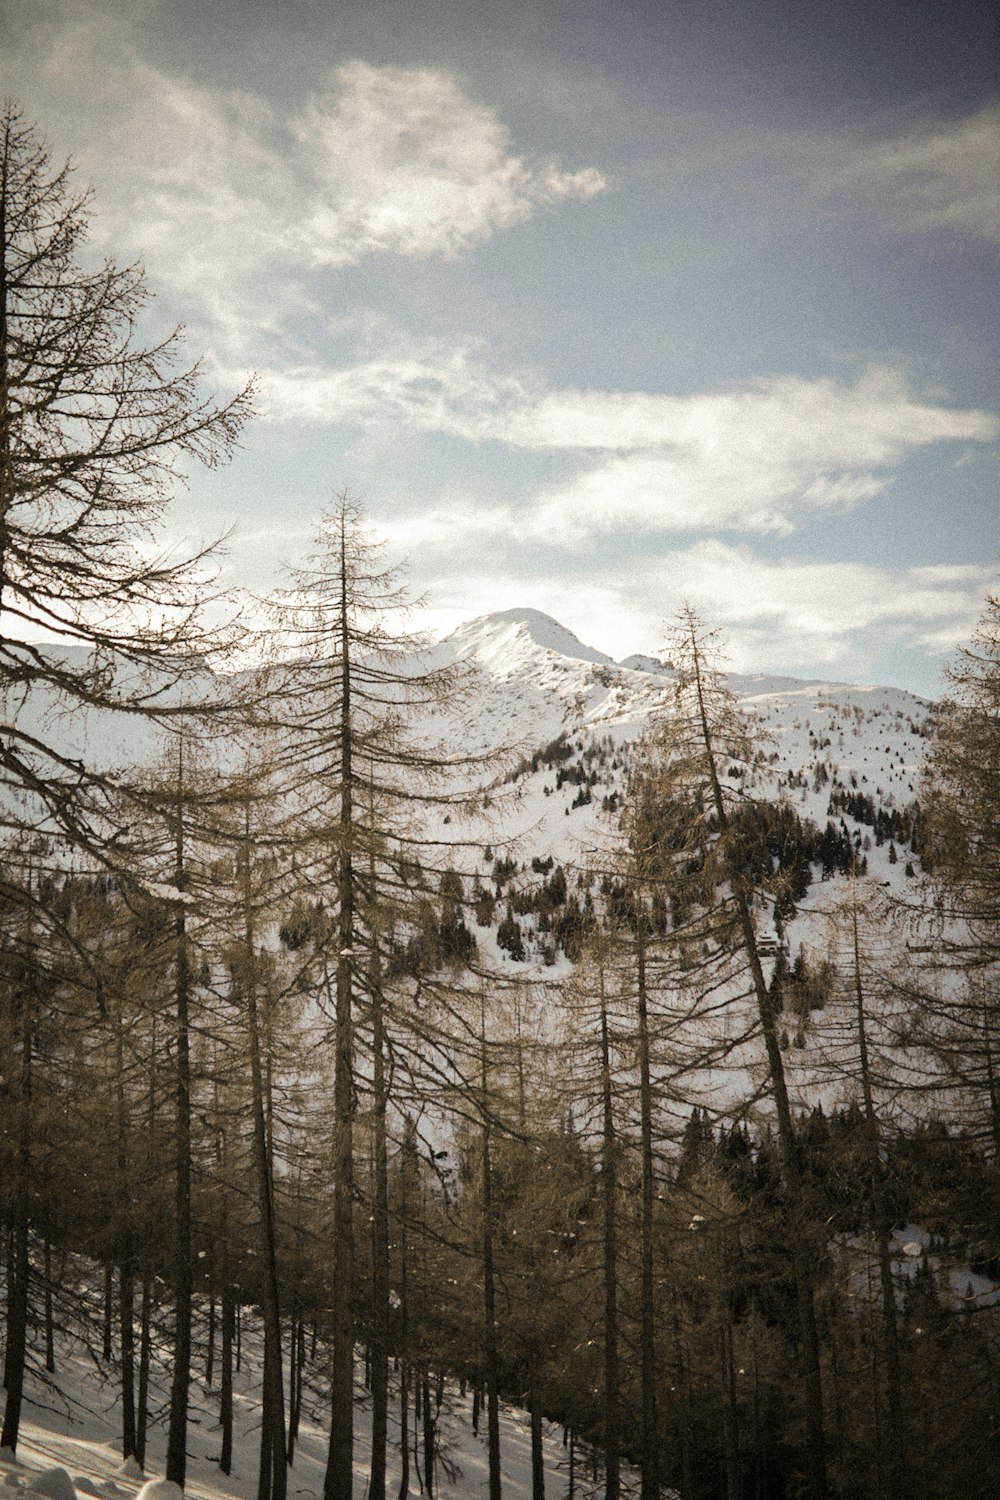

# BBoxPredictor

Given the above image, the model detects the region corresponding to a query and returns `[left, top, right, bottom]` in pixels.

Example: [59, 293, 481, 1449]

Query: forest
[3, 101, 1000, 1500]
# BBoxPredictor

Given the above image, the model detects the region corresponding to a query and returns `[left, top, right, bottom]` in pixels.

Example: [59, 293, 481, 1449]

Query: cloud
[634, 543, 996, 680]
[530, 450, 887, 540]
[262, 351, 999, 537]
[826, 104, 1000, 244]
[382, 502, 518, 553]
[664, 543, 990, 638]
[261, 341, 530, 434]
[0, 15, 603, 337]
[292, 62, 605, 265]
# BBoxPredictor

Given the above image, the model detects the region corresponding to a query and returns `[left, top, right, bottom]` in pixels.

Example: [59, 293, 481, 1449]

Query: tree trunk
[103, 1262, 114, 1362]
[598, 968, 620, 1500]
[325, 516, 356, 1500]
[421, 1368, 435, 1500]
[480, 998, 502, 1500]
[2, 1214, 30, 1456]
[258, 1335, 274, 1500]
[530, 1384, 545, 1500]
[220, 1281, 236, 1474]
[719, 1296, 739, 1500]
[288, 1312, 305, 1463]
[288, 1311, 299, 1466]
[369, 865, 390, 1500]
[43, 1235, 55, 1375]
[136, 1004, 156, 1474]
[670, 1297, 693, 1500]
[689, 637, 828, 1500]
[166, 747, 193, 1490]
[119, 1253, 137, 1458]
[850, 900, 905, 1500]
[412, 1376, 423, 1493]
[115, 990, 136, 1458]
[1, 917, 34, 1455]
[242, 811, 288, 1500]
[398, 1360, 410, 1500]
[635, 925, 658, 1500]
[737, 880, 827, 1500]
[136, 1273, 152, 1471]
[206, 1294, 216, 1387]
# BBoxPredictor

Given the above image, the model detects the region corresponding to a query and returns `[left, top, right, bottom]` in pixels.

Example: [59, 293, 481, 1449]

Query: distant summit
[443, 608, 614, 667]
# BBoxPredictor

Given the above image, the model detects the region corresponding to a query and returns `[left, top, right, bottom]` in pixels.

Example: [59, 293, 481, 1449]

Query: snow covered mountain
[0, 612, 969, 1499]
[4, 606, 933, 915]
[424, 606, 930, 881]
[6, 606, 932, 803]
[444, 606, 615, 669]
[433, 605, 929, 755]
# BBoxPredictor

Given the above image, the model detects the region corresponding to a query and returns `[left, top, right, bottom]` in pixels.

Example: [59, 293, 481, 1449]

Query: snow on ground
[4, 606, 933, 883]
[0, 612, 960, 1500]
[837, 1223, 1000, 1316]
[413, 609, 940, 1135]
[423, 607, 929, 871]
[1, 1296, 634, 1500]
[6, 608, 939, 1143]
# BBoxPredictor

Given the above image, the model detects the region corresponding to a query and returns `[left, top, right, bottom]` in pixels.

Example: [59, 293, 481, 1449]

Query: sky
[2, 0, 998, 696]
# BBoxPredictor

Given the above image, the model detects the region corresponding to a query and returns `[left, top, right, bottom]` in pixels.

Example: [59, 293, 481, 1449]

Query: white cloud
[292, 62, 605, 265]
[667, 543, 988, 635]
[0, 16, 603, 338]
[826, 104, 1000, 244]
[260, 342, 530, 434]
[643, 543, 995, 676]
[263, 351, 999, 537]
[528, 371, 999, 540]
[382, 502, 518, 553]
[530, 453, 889, 540]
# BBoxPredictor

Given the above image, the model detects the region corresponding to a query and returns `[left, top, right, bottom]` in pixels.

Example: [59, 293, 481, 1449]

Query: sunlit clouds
[414, 539, 995, 685]
[292, 62, 605, 265]
[261, 351, 998, 539]
[6, 16, 603, 335]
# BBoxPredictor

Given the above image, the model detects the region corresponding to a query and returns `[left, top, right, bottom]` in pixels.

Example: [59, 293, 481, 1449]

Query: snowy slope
[4, 609, 933, 836]
[418, 607, 930, 884]
[406, 610, 939, 1130]
[4, 608, 938, 1124]
[0, 644, 217, 777]
[444, 608, 614, 670]
[1, 1285, 641, 1500]
[0, 616, 963, 1500]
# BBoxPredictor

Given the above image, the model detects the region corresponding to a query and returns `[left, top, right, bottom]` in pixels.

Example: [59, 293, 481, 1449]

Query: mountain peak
[444, 608, 614, 667]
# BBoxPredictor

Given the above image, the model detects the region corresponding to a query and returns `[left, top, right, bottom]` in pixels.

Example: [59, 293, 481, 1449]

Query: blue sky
[4, 0, 998, 695]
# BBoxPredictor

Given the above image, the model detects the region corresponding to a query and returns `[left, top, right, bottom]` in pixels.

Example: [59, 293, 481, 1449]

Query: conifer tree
[628, 607, 829, 1500]
[923, 591, 1000, 966]
[0, 103, 251, 1447]
[0, 104, 253, 868]
[264, 499, 478, 1500]
[918, 591, 1000, 1149]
